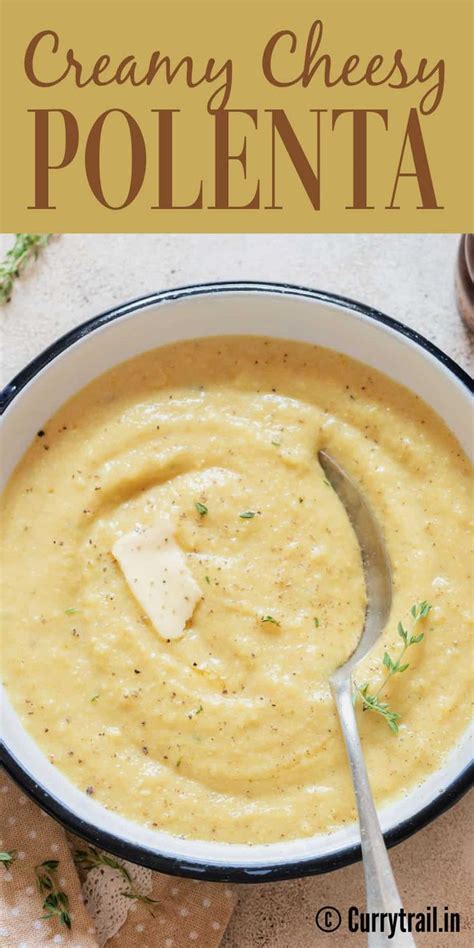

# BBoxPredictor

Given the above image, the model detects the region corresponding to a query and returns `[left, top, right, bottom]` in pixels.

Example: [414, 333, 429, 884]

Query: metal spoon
[319, 450, 415, 948]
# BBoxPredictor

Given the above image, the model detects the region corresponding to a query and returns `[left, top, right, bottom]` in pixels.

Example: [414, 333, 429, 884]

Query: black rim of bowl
[1, 280, 473, 883]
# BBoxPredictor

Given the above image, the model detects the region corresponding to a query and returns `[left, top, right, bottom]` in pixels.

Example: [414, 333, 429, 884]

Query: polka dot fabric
[104, 875, 237, 948]
[0, 773, 97, 946]
[0, 773, 237, 947]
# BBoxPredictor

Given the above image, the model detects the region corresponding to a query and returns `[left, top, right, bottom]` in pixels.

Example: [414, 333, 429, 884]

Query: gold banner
[1, 0, 473, 232]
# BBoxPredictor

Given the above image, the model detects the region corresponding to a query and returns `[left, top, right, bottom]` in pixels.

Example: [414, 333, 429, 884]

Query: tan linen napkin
[1, 771, 237, 947]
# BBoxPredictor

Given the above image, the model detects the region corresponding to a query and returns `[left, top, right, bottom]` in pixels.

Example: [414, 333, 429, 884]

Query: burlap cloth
[0, 771, 237, 947]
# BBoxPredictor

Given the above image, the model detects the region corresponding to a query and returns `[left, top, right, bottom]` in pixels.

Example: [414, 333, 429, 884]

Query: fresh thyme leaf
[0, 850, 17, 869]
[74, 844, 159, 916]
[121, 890, 160, 915]
[194, 502, 208, 517]
[354, 601, 432, 733]
[261, 615, 280, 625]
[314, 617, 320, 628]
[412, 600, 431, 620]
[91, 694, 100, 702]
[72, 849, 88, 863]
[0, 234, 52, 305]
[355, 684, 401, 733]
[74, 847, 132, 883]
[35, 860, 71, 929]
[65, 607, 78, 615]
[204, 575, 210, 585]
[271, 439, 281, 446]
[121, 891, 160, 904]
[240, 511, 255, 519]
[398, 621, 408, 644]
[194, 704, 204, 714]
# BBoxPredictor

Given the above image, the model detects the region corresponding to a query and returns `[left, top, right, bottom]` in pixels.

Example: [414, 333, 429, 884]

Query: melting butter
[112, 517, 201, 639]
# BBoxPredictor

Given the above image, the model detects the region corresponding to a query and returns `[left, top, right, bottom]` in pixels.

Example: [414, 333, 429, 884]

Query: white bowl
[1, 282, 472, 882]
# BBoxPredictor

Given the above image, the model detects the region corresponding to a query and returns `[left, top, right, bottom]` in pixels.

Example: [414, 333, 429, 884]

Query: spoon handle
[332, 676, 416, 947]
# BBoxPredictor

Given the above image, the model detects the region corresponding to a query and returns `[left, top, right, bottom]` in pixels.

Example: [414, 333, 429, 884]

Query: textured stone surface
[1, 233, 472, 947]
[1, 234, 473, 385]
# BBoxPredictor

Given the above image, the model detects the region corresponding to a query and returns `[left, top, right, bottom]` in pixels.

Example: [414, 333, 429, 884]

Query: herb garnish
[354, 601, 432, 733]
[65, 608, 78, 615]
[35, 860, 71, 930]
[0, 234, 52, 304]
[0, 850, 17, 870]
[204, 575, 211, 585]
[261, 615, 280, 626]
[74, 846, 159, 914]
[314, 617, 320, 628]
[195, 502, 208, 517]
[240, 511, 255, 519]
[91, 694, 100, 702]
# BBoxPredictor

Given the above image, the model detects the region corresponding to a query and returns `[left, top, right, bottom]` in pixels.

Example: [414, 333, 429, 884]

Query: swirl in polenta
[1, 337, 472, 843]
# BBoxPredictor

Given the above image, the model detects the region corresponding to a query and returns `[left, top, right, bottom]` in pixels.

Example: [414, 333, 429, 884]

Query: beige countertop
[1, 234, 472, 946]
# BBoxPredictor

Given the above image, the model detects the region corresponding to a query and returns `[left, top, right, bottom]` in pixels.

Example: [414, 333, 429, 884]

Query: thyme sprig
[0, 850, 17, 870]
[0, 234, 52, 304]
[35, 860, 71, 930]
[354, 685, 401, 733]
[354, 601, 432, 733]
[74, 846, 159, 914]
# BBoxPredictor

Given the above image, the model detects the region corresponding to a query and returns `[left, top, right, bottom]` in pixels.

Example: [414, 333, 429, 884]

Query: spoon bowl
[318, 449, 393, 686]
[319, 449, 416, 947]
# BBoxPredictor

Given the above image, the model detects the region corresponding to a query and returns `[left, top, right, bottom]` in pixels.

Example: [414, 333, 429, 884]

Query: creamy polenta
[1, 337, 472, 843]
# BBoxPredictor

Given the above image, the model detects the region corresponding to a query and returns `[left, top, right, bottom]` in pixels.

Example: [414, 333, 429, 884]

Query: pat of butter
[112, 518, 201, 640]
